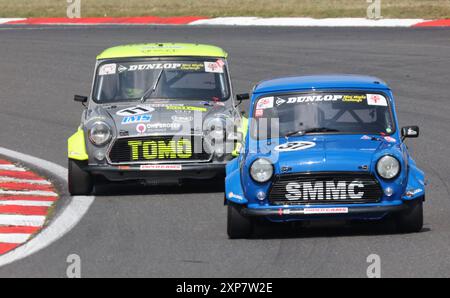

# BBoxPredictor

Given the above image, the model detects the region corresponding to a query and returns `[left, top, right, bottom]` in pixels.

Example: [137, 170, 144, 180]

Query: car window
[93, 60, 230, 103]
[251, 92, 395, 140]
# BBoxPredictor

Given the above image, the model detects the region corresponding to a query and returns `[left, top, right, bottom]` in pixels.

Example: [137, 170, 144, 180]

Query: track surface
[0, 25, 449, 277]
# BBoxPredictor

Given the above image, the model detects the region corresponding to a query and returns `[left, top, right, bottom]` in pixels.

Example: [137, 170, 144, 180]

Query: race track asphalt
[0, 25, 449, 277]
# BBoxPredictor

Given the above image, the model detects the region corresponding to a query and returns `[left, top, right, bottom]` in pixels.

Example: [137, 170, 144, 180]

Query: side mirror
[401, 126, 420, 140]
[74, 95, 88, 103]
[235, 93, 250, 108]
[236, 93, 250, 101]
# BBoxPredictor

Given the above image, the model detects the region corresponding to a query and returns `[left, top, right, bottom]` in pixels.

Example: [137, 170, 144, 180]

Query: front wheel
[395, 199, 424, 233]
[68, 159, 93, 195]
[227, 203, 253, 239]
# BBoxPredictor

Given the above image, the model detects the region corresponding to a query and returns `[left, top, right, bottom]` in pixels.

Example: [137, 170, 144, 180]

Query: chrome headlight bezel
[250, 158, 274, 183]
[88, 121, 112, 146]
[205, 117, 227, 140]
[376, 155, 401, 180]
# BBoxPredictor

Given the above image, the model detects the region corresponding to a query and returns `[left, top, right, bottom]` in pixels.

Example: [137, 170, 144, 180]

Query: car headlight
[377, 155, 400, 180]
[206, 118, 227, 140]
[88, 122, 112, 146]
[250, 158, 274, 183]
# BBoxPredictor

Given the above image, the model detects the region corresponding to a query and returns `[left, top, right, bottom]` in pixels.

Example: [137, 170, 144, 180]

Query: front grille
[269, 172, 382, 205]
[108, 135, 211, 164]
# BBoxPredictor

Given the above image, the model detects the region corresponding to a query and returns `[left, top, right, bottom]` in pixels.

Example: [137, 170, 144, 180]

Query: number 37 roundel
[274, 141, 316, 152]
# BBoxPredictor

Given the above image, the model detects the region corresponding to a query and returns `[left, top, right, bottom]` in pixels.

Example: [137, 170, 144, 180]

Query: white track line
[0, 18, 26, 24]
[190, 17, 426, 27]
[0, 147, 95, 267]
[0, 177, 51, 185]
[0, 215, 46, 227]
[0, 200, 53, 207]
[0, 190, 57, 197]
[0, 234, 31, 244]
[0, 165, 26, 171]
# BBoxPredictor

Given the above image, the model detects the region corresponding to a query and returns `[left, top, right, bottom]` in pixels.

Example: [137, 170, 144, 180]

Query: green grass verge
[0, 0, 449, 19]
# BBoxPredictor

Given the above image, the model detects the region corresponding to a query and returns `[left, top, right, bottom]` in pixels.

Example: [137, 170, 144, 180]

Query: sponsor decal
[121, 114, 152, 124]
[367, 94, 388, 106]
[119, 130, 129, 137]
[406, 188, 423, 197]
[140, 165, 183, 171]
[228, 192, 244, 201]
[256, 97, 274, 109]
[145, 123, 182, 130]
[173, 108, 193, 115]
[136, 124, 147, 134]
[276, 97, 287, 106]
[118, 65, 128, 73]
[285, 181, 365, 201]
[99, 63, 116, 76]
[116, 106, 155, 116]
[285, 95, 343, 104]
[166, 105, 207, 112]
[171, 115, 193, 123]
[384, 136, 397, 143]
[86, 116, 107, 123]
[254, 109, 264, 118]
[280, 209, 291, 215]
[214, 101, 226, 107]
[342, 94, 367, 103]
[361, 135, 372, 140]
[128, 139, 193, 160]
[216, 59, 225, 68]
[407, 127, 418, 136]
[204, 61, 224, 73]
[127, 63, 182, 72]
[120, 63, 207, 73]
[304, 208, 349, 215]
[179, 63, 204, 71]
[274, 141, 316, 152]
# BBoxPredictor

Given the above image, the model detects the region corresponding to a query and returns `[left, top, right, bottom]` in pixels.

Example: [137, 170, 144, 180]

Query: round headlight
[88, 122, 112, 146]
[206, 118, 227, 140]
[250, 158, 274, 183]
[377, 155, 400, 180]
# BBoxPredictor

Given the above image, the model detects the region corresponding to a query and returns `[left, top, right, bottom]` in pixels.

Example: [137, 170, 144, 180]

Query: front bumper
[238, 201, 412, 221]
[84, 163, 226, 181]
[242, 204, 407, 216]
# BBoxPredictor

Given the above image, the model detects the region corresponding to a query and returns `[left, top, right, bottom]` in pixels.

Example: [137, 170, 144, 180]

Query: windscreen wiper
[140, 68, 164, 103]
[285, 127, 340, 138]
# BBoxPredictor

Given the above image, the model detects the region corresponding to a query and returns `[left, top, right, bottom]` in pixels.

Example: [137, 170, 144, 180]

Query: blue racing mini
[225, 75, 425, 238]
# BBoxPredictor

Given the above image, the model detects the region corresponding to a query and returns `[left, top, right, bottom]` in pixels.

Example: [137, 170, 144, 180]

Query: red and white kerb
[0, 160, 59, 255]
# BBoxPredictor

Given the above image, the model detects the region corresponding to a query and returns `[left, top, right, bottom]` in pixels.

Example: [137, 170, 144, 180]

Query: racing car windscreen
[251, 92, 395, 140]
[93, 60, 230, 102]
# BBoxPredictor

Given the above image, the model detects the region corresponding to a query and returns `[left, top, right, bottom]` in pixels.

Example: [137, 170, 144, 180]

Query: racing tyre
[227, 203, 253, 239]
[396, 199, 424, 233]
[68, 159, 93, 195]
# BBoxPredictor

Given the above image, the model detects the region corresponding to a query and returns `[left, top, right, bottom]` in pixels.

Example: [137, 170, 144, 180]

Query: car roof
[97, 43, 228, 60]
[253, 75, 390, 94]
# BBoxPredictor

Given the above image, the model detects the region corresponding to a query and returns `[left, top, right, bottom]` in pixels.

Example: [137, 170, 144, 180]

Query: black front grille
[108, 135, 211, 164]
[269, 172, 382, 205]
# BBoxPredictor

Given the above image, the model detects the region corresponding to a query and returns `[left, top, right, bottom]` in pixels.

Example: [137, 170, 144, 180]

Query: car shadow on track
[251, 220, 431, 239]
[94, 179, 224, 196]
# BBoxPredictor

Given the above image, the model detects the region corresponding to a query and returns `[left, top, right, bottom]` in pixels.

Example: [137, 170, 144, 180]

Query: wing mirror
[235, 93, 250, 108]
[401, 126, 420, 141]
[236, 93, 250, 101]
[74, 95, 88, 103]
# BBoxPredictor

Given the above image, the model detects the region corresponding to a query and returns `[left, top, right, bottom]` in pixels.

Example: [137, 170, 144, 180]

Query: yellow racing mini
[68, 43, 247, 195]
